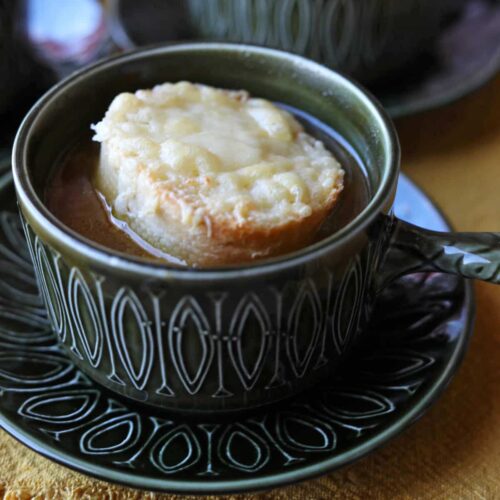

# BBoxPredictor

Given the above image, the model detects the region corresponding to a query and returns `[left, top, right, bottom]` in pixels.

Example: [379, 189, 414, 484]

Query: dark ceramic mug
[12, 44, 499, 413]
[185, 0, 466, 83]
[109, 0, 466, 84]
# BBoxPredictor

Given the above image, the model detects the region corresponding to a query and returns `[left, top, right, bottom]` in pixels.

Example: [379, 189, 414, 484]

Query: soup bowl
[109, 0, 466, 83]
[185, 0, 466, 83]
[12, 43, 500, 413]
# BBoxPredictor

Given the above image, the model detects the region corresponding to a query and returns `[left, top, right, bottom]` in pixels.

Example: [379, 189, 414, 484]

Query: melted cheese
[92, 82, 344, 229]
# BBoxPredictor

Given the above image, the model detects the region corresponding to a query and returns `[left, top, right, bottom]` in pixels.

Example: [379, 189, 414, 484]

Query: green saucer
[0, 172, 473, 494]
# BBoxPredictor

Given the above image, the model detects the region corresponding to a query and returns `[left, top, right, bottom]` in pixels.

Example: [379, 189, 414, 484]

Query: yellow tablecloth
[1, 76, 499, 500]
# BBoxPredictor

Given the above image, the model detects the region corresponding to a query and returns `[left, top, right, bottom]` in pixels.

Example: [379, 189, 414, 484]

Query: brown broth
[45, 106, 371, 267]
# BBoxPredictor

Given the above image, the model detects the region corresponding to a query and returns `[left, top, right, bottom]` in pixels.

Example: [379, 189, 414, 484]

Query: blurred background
[1, 0, 499, 155]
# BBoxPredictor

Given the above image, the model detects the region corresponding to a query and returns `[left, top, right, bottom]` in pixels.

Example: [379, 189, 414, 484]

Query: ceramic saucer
[0, 172, 473, 495]
[377, 0, 500, 118]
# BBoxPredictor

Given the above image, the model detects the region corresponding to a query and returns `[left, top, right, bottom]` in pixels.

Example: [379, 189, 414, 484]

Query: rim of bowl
[12, 42, 400, 282]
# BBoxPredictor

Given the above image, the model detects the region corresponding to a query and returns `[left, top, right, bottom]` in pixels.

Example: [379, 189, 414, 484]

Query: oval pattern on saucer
[0, 174, 473, 494]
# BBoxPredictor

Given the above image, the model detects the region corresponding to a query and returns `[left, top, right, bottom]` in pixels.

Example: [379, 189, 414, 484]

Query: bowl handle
[378, 218, 500, 288]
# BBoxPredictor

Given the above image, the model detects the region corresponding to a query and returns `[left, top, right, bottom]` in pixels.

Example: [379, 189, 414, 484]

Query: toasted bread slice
[92, 82, 344, 266]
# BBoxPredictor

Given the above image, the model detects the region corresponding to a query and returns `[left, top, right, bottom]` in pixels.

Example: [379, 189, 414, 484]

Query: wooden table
[1, 76, 499, 500]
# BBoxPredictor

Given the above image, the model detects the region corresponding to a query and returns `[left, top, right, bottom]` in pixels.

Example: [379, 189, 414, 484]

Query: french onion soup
[46, 82, 370, 267]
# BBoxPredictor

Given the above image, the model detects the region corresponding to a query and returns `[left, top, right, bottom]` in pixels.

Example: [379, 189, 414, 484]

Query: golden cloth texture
[1, 76, 499, 500]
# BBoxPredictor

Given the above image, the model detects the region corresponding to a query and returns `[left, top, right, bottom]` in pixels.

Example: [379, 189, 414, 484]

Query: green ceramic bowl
[186, 0, 466, 83]
[12, 44, 500, 414]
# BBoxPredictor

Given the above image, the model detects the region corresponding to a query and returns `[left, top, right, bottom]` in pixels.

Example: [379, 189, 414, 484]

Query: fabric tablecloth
[1, 75, 499, 500]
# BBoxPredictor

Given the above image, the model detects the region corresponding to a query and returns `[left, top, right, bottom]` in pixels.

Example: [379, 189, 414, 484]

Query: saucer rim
[0, 173, 475, 495]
